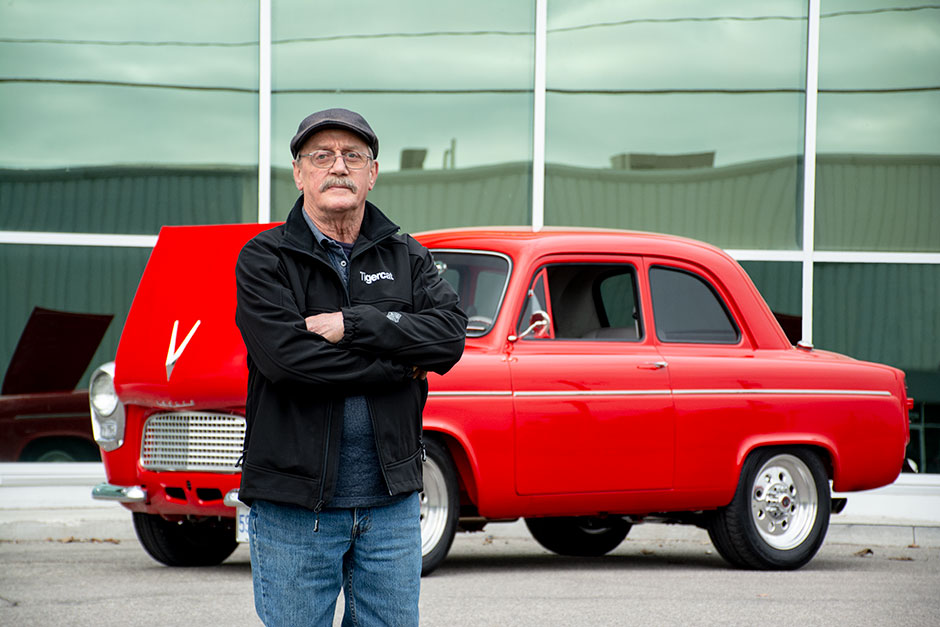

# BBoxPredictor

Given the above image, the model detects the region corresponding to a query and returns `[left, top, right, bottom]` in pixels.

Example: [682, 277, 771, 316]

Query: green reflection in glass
[816, 2, 940, 251]
[544, 1, 807, 249]
[0, 0, 260, 232]
[270, 0, 535, 232]
[739, 260, 802, 317]
[813, 263, 940, 372]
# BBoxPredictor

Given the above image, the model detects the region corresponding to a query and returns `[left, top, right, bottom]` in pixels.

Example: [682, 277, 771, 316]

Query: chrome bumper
[91, 483, 147, 503]
[223, 489, 243, 508]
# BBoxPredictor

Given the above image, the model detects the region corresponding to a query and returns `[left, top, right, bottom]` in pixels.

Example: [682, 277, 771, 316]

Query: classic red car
[91, 225, 910, 573]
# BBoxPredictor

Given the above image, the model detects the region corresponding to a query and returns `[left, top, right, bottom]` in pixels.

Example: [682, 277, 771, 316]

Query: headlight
[89, 362, 125, 451]
[90, 368, 118, 416]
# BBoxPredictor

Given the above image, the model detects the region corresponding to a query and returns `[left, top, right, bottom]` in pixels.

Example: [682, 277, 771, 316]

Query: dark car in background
[0, 307, 111, 462]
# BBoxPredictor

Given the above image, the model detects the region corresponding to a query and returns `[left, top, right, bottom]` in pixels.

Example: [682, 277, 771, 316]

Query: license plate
[235, 503, 251, 543]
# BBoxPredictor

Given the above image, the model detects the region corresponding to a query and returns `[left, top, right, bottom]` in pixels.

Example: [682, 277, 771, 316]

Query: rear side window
[649, 266, 739, 344]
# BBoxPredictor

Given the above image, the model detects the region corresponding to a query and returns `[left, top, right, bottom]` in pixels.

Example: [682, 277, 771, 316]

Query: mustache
[319, 176, 358, 193]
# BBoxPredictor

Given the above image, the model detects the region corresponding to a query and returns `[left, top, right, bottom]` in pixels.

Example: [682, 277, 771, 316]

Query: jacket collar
[279, 195, 399, 259]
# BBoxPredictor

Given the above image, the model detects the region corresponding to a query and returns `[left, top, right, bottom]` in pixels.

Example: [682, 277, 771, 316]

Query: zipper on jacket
[313, 404, 333, 532]
[313, 500, 324, 533]
[365, 397, 396, 496]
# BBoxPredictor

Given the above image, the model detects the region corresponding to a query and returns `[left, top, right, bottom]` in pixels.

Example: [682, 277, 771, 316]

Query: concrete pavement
[1, 462, 939, 548]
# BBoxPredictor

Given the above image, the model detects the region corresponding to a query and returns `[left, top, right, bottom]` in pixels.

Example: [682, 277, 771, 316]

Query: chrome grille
[141, 412, 245, 472]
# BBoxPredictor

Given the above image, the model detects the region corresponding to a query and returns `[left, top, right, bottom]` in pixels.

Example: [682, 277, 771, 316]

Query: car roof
[414, 226, 731, 263]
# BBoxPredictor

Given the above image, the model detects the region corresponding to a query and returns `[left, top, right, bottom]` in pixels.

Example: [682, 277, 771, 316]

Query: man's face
[292, 128, 378, 216]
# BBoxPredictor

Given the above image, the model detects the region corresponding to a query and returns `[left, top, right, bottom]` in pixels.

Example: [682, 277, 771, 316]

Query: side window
[432, 250, 510, 337]
[518, 263, 642, 341]
[649, 266, 740, 344]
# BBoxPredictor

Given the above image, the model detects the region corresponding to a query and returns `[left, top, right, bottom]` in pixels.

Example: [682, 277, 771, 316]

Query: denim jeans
[248, 492, 421, 627]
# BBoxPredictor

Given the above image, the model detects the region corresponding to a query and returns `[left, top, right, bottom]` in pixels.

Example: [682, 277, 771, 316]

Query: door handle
[637, 361, 668, 370]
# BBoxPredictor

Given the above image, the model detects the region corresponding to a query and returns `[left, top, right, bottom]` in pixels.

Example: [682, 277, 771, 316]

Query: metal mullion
[531, 0, 547, 232]
[257, 0, 272, 223]
[800, 0, 821, 345]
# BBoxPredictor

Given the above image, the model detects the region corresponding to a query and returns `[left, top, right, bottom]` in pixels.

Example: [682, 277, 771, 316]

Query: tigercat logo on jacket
[360, 270, 395, 285]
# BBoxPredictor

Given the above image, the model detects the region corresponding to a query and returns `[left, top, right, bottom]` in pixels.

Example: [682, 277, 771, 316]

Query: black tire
[707, 447, 830, 570]
[525, 516, 631, 557]
[420, 437, 459, 576]
[132, 513, 238, 567]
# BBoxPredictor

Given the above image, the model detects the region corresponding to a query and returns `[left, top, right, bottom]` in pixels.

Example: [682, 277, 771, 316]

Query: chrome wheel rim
[750, 454, 818, 550]
[420, 456, 449, 557]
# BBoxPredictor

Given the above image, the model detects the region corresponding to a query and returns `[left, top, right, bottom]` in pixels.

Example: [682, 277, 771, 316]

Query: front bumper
[92, 482, 147, 503]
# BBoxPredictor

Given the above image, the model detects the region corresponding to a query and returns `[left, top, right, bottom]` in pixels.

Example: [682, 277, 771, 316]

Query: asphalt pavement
[2, 463, 940, 626]
[1, 463, 939, 547]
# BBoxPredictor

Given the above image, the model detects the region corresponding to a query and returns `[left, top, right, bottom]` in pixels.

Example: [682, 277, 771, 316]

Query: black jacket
[235, 198, 467, 510]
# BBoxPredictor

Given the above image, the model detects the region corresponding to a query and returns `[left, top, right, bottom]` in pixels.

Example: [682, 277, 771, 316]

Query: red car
[91, 225, 910, 573]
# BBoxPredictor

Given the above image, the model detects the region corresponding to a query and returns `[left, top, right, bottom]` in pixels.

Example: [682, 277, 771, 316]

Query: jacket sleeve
[235, 235, 411, 389]
[339, 238, 468, 375]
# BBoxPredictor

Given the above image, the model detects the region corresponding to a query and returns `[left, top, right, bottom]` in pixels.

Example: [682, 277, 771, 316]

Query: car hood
[2, 307, 112, 395]
[114, 222, 275, 408]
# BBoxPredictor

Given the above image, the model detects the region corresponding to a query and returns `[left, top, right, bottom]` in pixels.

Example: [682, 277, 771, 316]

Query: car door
[509, 256, 675, 496]
[645, 259, 767, 492]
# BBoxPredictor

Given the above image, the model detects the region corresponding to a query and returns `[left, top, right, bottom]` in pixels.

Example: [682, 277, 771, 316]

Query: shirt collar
[300, 208, 331, 248]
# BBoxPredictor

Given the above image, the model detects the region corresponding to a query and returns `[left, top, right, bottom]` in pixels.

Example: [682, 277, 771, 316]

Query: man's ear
[292, 159, 303, 191]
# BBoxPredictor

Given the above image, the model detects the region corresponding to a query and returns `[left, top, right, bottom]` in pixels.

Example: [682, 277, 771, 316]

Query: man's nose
[329, 154, 350, 174]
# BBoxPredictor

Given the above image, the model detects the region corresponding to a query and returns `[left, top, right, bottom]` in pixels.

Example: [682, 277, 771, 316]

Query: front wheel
[708, 448, 830, 570]
[525, 516, 631, 557]
[420, 437, 459, 576]
[133, 513, 237, 567]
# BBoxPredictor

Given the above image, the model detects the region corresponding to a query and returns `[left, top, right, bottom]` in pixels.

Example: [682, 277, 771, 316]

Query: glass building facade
[1, 1, 938, 470]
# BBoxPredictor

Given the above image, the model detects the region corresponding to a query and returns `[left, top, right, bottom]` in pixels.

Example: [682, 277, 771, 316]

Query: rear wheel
[420, 437, 459, 576]
[133, 513, 237, 567]
[525, 516, 631, 557]
[708, 448, 830, 570]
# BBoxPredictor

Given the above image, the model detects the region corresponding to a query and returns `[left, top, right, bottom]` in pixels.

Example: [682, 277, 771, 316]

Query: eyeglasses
[298, 150, 373, 170]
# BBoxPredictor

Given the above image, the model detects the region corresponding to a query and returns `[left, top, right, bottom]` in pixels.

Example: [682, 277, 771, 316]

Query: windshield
[432, 250, 510, 337]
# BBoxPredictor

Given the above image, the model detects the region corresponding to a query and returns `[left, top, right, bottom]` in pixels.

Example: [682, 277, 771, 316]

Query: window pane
[739, 260, 802, 344]
[433, 251, 510, 337]
[650, 266, 739, 343]
[816, 2, 940, 251]
[0, 1, 260, 233]
[271, 0, 535, 233]
[813, 263, 939, 372]
[544, 1, 807, 249]
[543, 264, 641, 340]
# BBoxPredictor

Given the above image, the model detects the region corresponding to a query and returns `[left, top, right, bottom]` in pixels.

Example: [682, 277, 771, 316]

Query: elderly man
[235, 108, 467, 626]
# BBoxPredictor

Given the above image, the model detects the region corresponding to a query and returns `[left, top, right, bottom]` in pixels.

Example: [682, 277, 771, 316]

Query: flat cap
[289, 108, 379, 159]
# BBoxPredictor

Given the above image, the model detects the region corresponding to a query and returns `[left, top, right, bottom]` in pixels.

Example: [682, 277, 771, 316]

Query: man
[235, 108, 467, 626]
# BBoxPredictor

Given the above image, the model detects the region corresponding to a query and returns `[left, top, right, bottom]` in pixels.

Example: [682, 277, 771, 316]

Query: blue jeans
[248, 493, 421, 627]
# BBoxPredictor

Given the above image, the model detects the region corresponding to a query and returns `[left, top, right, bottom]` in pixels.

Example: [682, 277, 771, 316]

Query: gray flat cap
[289, 108, 379, 159]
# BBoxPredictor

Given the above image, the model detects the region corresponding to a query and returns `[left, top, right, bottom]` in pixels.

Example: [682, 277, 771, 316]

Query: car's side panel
[509, 342, 675, 494]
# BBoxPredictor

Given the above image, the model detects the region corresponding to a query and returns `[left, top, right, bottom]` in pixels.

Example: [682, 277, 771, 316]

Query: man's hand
[411, 367, 428, 380]
[305, 312, 345, 344]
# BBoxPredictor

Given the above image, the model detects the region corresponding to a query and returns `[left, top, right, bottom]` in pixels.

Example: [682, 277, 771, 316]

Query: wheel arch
[423, 427, 479, 508]
[736, 437, 838, 485]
